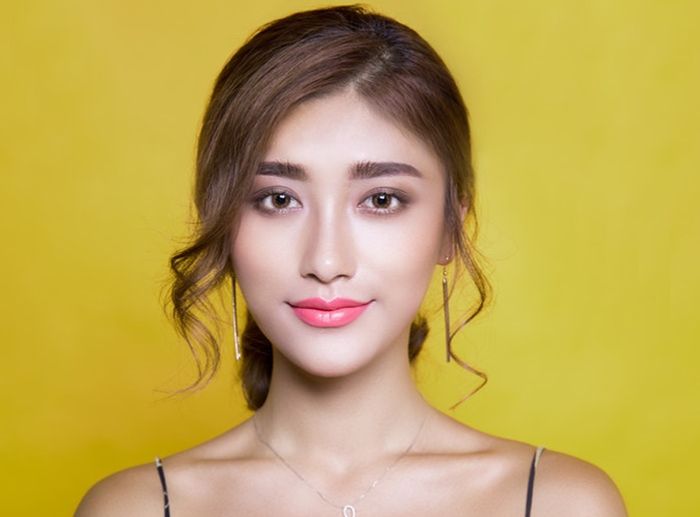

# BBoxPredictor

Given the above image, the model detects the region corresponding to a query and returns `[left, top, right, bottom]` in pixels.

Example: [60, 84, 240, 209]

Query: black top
[154, 446, 546, 516]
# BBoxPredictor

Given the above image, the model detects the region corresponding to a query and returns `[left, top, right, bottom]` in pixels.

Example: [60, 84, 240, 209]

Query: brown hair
[168, 4, 490, 409]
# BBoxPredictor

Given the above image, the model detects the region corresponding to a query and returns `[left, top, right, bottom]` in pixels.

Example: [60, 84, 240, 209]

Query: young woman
[76, 5, 626, 516]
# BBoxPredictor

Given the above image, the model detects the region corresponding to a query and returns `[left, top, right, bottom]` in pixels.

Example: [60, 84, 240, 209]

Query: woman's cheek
[232, 215, 294, 291]
[356, 211, 443, 268]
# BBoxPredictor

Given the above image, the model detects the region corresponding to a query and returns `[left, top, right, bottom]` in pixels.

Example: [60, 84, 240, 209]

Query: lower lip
[290, 303, 371, 328]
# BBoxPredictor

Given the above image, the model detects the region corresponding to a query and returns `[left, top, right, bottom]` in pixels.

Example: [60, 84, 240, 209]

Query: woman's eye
[271, 193, 291, 208]
[253, 190, 301, 213]
[359, 191, 406, 214]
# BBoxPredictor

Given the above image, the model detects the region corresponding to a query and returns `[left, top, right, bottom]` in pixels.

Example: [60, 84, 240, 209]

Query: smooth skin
[76, 88, 627, 516]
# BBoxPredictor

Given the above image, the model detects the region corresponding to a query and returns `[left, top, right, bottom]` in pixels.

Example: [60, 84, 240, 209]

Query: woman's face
[231, 88, 451, 378]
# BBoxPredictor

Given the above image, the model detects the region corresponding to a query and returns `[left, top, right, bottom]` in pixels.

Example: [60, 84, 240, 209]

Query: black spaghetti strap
[155, 457, 170, 517]
[525, 446, 544, 517]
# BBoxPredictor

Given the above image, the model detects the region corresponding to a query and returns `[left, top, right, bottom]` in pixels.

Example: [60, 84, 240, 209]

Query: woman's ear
[458, 201, 468, 224]
[438, 200, 468, 265]
[438, 232, 452, 265]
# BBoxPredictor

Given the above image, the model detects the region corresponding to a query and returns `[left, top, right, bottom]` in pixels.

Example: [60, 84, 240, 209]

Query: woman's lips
[288, 298, 372, 328]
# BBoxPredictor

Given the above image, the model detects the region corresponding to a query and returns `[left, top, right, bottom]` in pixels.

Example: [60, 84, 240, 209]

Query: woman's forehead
[262, 89, 445, 181]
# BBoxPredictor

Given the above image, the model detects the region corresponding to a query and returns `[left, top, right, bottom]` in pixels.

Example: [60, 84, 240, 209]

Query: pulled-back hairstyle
[168, 4, 490, 410]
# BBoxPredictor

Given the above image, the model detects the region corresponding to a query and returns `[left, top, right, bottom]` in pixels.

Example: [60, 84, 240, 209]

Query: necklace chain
[252, 411, 428, 515]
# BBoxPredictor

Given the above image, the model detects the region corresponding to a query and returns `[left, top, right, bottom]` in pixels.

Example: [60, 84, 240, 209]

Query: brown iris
[371, 192, 391, 208]
[272, 193, 291, 209]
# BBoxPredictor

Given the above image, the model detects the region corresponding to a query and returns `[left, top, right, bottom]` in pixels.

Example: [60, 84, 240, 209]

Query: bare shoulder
[533, 448, 627, 517]
[428, 412, 626, 516]
[75, 461, 163, 516]
[75, 420, 256, 516]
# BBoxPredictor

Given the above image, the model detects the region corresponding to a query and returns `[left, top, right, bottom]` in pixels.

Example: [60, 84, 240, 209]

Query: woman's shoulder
[74, 460, 164, 517]
[527, 445, 627, 516]
[74, 422, 254, 516]
[447, 418, 626, 516]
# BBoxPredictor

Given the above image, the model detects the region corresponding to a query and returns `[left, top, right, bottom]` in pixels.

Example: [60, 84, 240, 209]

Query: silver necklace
[252, 412, 428, 516]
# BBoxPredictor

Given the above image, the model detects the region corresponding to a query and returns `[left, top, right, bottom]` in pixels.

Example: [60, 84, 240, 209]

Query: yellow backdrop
[2, 1, 698, 514]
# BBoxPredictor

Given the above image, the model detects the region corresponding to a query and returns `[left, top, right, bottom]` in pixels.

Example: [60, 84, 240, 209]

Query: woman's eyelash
[250, 188, 410, 215]
[358, 189, 409, 214]
[251, 188, 301, 214]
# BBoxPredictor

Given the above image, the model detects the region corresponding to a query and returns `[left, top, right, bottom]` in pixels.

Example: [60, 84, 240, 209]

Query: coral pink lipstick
[288, 298, 371, 328]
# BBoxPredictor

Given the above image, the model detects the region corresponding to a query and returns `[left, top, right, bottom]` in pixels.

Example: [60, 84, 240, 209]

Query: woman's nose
[299, 207, 356, 284]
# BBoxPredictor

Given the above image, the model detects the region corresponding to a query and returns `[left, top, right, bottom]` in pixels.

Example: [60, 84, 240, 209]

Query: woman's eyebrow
[352, 160, 423, 179]
[256, 160, 423, 180]
[257, 161, 306, 179]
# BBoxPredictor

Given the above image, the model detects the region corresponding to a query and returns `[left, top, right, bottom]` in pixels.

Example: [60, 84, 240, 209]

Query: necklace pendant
[342, 505, 356, 517]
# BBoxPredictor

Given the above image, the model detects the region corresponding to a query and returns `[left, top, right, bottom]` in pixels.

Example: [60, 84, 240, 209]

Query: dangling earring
[442, 259, 451, 363]
[232, 276, 241, 361]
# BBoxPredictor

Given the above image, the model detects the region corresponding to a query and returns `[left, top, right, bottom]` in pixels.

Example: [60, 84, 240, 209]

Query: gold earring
[442, 259, 451, 363]
[232, 276, 241, 361]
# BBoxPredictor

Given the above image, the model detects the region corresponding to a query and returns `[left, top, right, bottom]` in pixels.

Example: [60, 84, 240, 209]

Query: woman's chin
[277, 346, 384, 381]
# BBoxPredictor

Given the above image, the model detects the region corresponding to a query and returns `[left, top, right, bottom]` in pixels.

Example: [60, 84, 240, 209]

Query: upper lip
[288, 298, 370, 310]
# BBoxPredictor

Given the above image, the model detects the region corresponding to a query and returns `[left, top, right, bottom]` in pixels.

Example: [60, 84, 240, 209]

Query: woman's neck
[253, 344, 432, 473]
